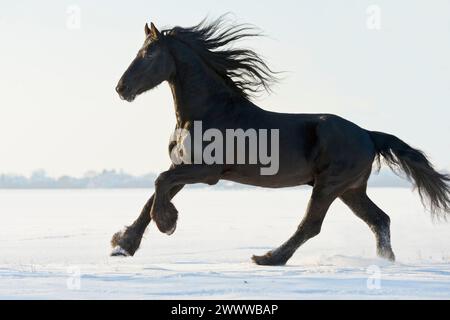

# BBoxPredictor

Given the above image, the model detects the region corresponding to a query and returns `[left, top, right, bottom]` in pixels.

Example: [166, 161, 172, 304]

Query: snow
[1, 187, 450, 299]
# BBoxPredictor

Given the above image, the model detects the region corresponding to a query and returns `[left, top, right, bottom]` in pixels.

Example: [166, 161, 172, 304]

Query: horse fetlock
[375, 232, 395, 261]
[377, 246, 396, 262]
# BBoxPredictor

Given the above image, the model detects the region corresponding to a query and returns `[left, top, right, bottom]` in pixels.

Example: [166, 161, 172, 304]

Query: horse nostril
[116, 84, 128, 94]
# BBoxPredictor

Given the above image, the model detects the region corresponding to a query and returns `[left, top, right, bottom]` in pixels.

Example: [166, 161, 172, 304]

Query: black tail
[369, 131, 450, 219]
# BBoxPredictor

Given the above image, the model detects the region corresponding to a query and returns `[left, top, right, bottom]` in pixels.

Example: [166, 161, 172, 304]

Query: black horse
[112, 17, 450, 265]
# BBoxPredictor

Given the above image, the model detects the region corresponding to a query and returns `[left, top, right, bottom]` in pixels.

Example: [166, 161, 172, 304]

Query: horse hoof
[251, 253, 287, 266]
[110, 246, 130, 257]
[252, 254, 269, 265]
[152, 201, 179, 235]
[165, 223, 177, 236]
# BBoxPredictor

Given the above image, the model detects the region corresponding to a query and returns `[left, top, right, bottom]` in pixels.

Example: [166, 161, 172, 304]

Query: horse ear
[150, 22, 161, 40]
[145, 23, 151, 37]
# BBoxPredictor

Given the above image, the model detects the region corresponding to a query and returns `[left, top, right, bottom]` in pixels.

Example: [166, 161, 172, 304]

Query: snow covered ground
[1, 187, 450, 299]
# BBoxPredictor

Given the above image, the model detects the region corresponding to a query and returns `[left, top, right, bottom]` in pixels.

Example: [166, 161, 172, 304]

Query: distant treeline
[0, 169, 411, 189]
[0, 170, 156, 189]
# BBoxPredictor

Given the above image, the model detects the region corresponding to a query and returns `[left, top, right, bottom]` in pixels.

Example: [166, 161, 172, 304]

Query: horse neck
[168, 41, 234, 126]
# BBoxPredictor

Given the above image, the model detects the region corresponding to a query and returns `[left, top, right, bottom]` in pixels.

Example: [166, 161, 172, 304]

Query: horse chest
[168, 129, 201, 165]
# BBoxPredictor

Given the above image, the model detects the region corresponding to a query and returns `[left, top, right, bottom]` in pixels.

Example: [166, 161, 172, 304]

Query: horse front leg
[110, 185, 184, 256]
[151, 165, 221, 235]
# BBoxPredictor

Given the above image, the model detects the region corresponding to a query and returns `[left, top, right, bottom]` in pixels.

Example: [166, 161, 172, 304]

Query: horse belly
[221, 164, 314, 188]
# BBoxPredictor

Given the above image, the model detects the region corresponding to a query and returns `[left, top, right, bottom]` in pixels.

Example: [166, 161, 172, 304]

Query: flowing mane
[162, 16, 278, 100]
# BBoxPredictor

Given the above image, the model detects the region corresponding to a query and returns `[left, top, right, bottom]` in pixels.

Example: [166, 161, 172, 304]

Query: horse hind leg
[340, 187, 395, 261]
[252, 184, 338, 266]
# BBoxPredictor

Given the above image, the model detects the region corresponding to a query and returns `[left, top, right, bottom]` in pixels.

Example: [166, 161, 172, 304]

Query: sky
[0, 0, 449, 177]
